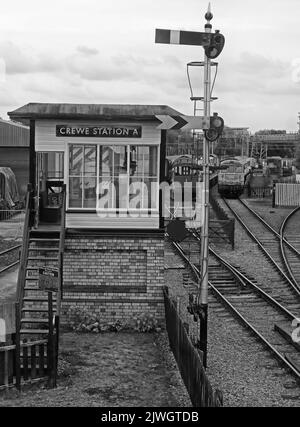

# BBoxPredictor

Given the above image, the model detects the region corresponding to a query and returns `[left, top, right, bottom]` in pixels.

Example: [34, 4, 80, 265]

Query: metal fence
[248, 187, 272, 198]
[275, 183, 300, 207]
[0, 209, 24, 221]
[163, 287, 223, 407]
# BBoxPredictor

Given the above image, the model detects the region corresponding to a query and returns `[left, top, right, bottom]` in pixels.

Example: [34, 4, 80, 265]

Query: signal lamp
[204, 113, 224, 142]
[205, 31, 225, 59]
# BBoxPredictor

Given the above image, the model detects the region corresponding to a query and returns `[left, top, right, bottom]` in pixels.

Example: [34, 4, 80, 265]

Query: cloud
[0, 83, 18, 107]
[0, 41, 34, 74]
[216, 51, 298, 99]
[0, 39, 298, 132]
[236, 52, 288, 79]
[66, 55, 136, 82]
[0, 41, 62, 75]
[76, 45, 99, 56]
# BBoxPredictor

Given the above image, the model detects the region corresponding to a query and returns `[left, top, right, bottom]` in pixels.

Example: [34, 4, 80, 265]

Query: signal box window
[68, 144, 159, 211]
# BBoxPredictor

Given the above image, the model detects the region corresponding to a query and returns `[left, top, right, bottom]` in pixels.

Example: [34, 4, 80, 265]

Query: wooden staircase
[20, 232, 60, 337]
[16, 186, 66, 342]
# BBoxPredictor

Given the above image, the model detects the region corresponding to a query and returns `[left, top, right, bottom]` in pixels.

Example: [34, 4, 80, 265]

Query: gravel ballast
[165, 195, 300, 407]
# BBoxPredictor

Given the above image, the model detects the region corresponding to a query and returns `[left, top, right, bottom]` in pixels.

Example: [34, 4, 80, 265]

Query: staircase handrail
[16, 184, 33, 315]
[56, 184, 66, 317]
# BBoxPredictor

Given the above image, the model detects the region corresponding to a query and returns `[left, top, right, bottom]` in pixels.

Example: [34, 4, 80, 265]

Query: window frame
[66, 142, 160, 212]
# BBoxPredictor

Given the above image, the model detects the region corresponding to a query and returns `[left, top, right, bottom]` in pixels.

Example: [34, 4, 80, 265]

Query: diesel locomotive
[218, 157, 256, 198]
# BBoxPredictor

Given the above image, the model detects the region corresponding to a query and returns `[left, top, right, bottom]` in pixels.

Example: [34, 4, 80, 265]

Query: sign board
[156, 115, 209, 131]
[155, 29, 211, 46]
[39, 268, 59, 292]
[167, 219, 188, 242]
[56, 125, 142, 138]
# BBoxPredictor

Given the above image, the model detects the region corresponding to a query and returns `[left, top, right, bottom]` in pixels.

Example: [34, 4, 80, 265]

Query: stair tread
[21, 318, 48, 323]
[23, 296, 57, 301]
[29, 238, 60, 242]
[20, 329, 49, 334]
[27, 257, 59, 260]
[22, 307, 56, 312]
[29, 247, 59, 251]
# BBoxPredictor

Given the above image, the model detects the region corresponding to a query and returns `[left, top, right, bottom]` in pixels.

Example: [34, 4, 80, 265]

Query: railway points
[221, 198, 300, 297]
[165, 228, 300, 405]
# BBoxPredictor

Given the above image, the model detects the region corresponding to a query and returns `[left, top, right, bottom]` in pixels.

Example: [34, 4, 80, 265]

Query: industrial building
[0, 118, 29, 197]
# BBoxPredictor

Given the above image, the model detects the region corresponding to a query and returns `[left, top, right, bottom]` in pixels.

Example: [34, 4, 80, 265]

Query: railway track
[170, 232, 300, 382]
[280, 207, 300, 288]
[220, 198, 300, 314]
[0, 244, 21, 275]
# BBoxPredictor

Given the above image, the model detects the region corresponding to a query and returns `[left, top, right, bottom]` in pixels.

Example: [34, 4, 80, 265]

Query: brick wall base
[61, 230, 165, 327]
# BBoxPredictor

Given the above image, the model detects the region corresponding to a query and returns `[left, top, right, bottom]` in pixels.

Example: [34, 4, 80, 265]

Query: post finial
[205, 3, 213, 21]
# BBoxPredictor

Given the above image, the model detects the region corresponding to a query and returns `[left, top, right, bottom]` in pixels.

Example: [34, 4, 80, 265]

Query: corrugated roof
[0, 118, 28, 129]
[0, 119, 29, 147]
[8, 103, 183, 123]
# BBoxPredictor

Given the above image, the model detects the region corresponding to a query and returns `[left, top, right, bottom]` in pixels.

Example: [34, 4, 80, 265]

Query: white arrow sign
[156, 115, 210, 131]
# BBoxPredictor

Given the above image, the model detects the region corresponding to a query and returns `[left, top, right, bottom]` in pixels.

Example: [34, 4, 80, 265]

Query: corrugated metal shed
[8, 103, 183, 124]
[0, 119, 29, 147]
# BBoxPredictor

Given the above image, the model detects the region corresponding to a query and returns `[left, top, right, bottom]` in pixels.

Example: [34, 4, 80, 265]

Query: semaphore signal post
[155, 3, 225, 368]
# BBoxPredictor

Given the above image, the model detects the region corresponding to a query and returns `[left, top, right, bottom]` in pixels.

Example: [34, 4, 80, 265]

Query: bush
[66, 306, 162, 333]
[66, 306, 100, 332]
[132, 314, 161, 333]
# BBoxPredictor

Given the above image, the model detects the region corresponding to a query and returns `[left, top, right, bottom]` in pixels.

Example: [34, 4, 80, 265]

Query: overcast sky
[0, 0, 299, 132]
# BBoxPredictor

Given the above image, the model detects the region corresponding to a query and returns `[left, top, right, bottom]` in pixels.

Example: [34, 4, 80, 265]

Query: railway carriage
[166, 155, 200, 187]
[218, 157, 255, 198]
[165, 154, 219, 187]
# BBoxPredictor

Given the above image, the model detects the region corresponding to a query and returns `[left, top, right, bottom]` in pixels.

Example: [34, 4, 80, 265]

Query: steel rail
[237, 199, 300, 290]
[238, 199, 300, 291]
[0, 245, 21, 275]
[193, 231, 297, 321]
[0, 260, 19, 275]
[222, 198, 300, 295]
[280, 206, 300, 288]
[239, 198, 300, 258]
[0, 245, 21, 257]
[169, 236, 300, 380]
